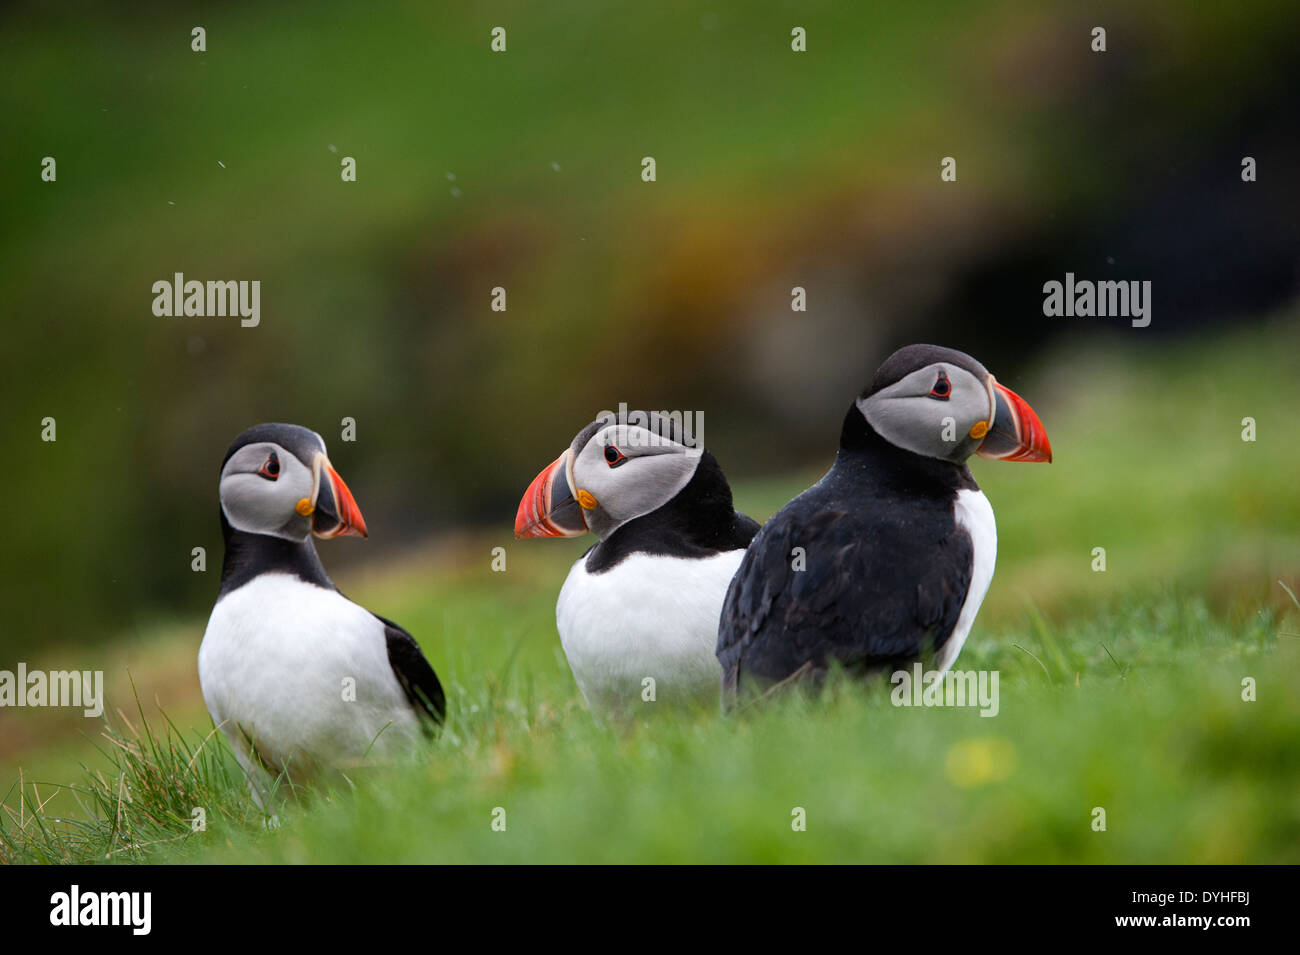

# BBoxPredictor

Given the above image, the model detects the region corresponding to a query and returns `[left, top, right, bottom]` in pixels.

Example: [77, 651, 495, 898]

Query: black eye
[604, 445, 626, 467]
[929, 372, 951, 400]
[258, 452, 280, 480]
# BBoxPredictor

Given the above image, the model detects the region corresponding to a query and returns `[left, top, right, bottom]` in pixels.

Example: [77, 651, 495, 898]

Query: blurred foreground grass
[4, 591, 1296, 864]
[2, 319, 1298, 863]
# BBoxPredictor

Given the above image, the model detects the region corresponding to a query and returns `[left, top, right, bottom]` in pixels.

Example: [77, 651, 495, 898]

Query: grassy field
[2, 321, 1298, 864]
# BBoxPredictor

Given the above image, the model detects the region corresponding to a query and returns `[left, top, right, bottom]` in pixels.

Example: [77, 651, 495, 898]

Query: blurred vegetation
[1, 0, 1297, 652]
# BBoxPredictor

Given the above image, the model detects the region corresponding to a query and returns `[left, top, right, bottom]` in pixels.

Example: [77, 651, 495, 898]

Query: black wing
[717, 496, 972, 695]
[376, 615, 447, 728]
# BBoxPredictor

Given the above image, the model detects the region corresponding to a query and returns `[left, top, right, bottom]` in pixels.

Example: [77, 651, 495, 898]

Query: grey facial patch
[857, 363, 993, 463]
[569, 417, 703, 540]
[219, 443, 316, 540]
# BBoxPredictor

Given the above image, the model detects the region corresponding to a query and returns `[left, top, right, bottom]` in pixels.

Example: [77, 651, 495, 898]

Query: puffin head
[854, 344, 1052, 464]
[218, 423, 368, 542]
[515, 410, 704, 540]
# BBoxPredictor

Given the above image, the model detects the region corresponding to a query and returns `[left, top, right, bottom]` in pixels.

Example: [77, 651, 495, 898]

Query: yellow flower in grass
[945, 737, 1017, 788]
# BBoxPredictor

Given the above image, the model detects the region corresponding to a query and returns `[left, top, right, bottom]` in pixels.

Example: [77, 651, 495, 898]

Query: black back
[716, 407, 977, 695]
[584, 449, 760, 573]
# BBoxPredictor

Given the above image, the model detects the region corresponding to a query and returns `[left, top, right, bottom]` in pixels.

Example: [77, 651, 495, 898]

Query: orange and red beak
[515, 449, 589, 539]
[312, 459, 368, 538]
[977, 381, 1052, 463]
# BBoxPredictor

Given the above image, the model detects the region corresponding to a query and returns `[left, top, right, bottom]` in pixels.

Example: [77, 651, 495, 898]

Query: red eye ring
[258, 452, 281, 480]
[929, 372, 952, 400]
[603, 444, 625, 467]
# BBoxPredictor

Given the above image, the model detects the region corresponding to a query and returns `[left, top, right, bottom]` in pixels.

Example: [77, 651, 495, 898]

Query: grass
[2, 319, 1299, 863]
[1, 685, 259, 864]
[3, 592, 1296, 864]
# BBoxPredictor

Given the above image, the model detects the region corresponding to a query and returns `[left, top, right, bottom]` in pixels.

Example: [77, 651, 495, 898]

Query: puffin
[515, 410, 759, 715]
[198, 423, 445, 807]
[716, 345, 1051, 700]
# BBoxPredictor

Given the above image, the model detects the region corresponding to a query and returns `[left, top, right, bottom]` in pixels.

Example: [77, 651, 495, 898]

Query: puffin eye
[929, 372, 951, 400]
[258, 452, 281, 480]
[604, 444, 626, 467]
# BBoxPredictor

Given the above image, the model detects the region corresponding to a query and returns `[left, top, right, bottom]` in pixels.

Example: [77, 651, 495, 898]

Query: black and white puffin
[198, 423, 445, 806]
[716, 345, 1051, 699]
[515, 411, 759, 715]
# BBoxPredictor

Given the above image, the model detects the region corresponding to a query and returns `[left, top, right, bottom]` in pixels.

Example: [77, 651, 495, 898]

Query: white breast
[198, 573, 420, 777]
[934, 488, 997, 673]
[555, 549, 743, 715]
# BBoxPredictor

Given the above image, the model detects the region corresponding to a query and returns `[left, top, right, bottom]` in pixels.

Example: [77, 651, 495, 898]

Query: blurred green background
[1, 1, 1299, 862]
[2, 0, 1296, 653]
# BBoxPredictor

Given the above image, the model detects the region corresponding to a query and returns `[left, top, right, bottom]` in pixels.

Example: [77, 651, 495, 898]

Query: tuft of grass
[0, 682, 262, 864]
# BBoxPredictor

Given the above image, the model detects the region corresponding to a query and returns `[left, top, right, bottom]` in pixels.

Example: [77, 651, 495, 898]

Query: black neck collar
[218, 509, 335, 598]
[585, 449, 757, 572]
